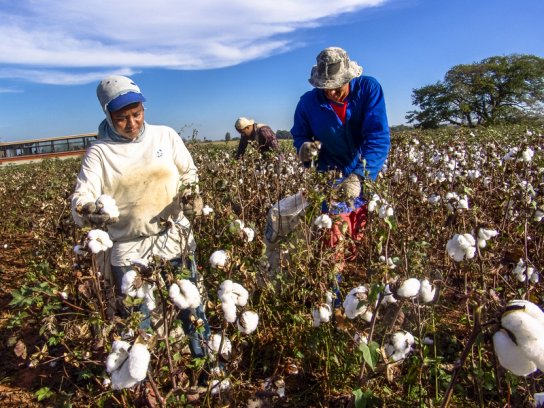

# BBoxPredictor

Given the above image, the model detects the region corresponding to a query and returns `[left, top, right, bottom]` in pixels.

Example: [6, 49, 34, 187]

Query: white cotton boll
[314, 214, 333, 229]
[318, 304, 332, 323]
[210, 378, 231, 395]
[457, 195, 469, 209]
[128, 343, 150, 382]
[396, 278, 421, 298]
[231, 219, 244, 230]
[218, 280, 234, 297]
[208, 333, 232, 359]
[446, 234, 476, 262]
[521, 147, 534, 162]
[209, 250, 228, 268]
[202, 205, 214, 216]
[237, 310, 259, 334]
[121, 270, 138, 297]
[534, 209, 544, 222]
[506, 300, 544, 327]
[382, 284, 397, 305]
[428, 194, 441, 205]
[232, 282, 249, 306]
[326, 291, 334, 309]
[410, 174, 418, 183]
[378, 205, 394, 219]
[242, 227, 255, 242]
[467, 169, 481, 179]
[142, 283, 156, 311]
[362, 310, 373, 322]
[111, 359, 138, 390]
[492, 329, 537, 376]
[106, 341, 130, 373]
[87, 229, 113, 253]
[478, 228, 498, 241]
[354, 332, 368, 345]
[169, 280, 201, 310]
[222, 301, 238, 323]
[343, 286, 368, 319]
[501, 310, 544, 370]
[419, 279, 436, 303]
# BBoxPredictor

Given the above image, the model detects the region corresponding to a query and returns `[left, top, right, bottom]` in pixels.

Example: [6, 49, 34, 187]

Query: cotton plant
[105, 340, 151, 390]
[446, 233, 476, 262]
[384, 331, 415, 363]
[512, 259, 539, 284]
[314, 214, 332, 229]
[492, 300, 544, 376]
[87, 229, 113, 254]
[169, 279, 201, 310]
[209, 250, 229, 269]
[343, 286, 373, 322]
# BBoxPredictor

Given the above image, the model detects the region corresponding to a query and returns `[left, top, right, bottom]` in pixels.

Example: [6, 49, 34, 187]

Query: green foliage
[407, 54, 544, 128]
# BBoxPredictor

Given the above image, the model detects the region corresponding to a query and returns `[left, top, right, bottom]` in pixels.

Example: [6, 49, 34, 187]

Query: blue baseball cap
[107, 91, 146, 112]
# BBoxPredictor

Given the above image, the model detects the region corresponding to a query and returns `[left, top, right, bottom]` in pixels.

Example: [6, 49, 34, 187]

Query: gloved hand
[79, 202, 114, 226]
[181, 194, 204, 220]
[339, 174, 362, 202]
[298, 141, 321, 162]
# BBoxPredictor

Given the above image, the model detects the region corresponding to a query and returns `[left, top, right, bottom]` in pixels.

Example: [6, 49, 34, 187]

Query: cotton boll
[169, 280, 201, 310]
[208, 333, 232, 359]
[202, 205, 214, 216]
[222, 301, 238, 323]
[478, 228, 499, 241]
[210, 377, 231, 395]
[111, 359, 139, 390]
[128, 343, 150, 381]
[314, 214, 333, 229]
[381, 284, 397, 305]
[343, 286, 369, 319]
[492, 329, 537, 376]
[237, 310, 259, 334]
[396, 278, 421, 298]
[501, 309, 544, 370]
[506, 300, 544, 327]
[242, 227, 255, 242]
[106, 340, 130, 373]
[232, 283, 249, 306]
[419, 279, 436, 303]
[121, 270, 138, 297]
[87, 229, 113, 253]
[210, 250, 228, 268]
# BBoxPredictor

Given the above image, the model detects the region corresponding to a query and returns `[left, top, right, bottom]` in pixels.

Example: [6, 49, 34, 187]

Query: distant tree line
[407, 54, 544, 128]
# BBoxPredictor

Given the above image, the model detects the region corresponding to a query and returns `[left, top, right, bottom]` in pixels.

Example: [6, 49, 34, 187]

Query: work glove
[339, 174, 362, 203]
[298, 141, 321, 162]
[79, 202, 115, 226]
[181, 193, 204, 220]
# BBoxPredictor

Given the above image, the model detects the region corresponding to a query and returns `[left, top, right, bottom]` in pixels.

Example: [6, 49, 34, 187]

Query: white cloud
[0, 0, 387, 84]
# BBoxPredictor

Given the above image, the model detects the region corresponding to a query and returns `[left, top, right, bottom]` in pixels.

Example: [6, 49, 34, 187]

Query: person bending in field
[70, 75, 210, 373]
[234, 116, 279, 160]
[291, 46, 391, 250]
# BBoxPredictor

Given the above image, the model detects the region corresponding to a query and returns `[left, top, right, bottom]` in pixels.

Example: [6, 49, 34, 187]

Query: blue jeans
[112, 256, 210, 359]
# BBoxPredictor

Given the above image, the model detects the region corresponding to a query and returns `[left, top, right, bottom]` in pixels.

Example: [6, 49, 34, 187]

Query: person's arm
[235, 137, 249, 160]
[71, 147, 104, 227]
[359, 78, 390, 180]
[291, 99, 314, 160]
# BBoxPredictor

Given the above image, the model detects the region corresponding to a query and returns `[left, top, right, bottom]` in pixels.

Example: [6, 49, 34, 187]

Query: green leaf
[35, 386, 54, 402]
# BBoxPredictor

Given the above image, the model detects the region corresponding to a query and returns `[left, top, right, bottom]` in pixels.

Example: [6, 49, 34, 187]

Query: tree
[407, 54, 544, 128]
[225, 132, 231, 142]
[275, 130, 292, 140]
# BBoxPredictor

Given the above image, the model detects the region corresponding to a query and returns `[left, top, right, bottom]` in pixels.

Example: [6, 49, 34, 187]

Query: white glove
[298, 141, 321, 162]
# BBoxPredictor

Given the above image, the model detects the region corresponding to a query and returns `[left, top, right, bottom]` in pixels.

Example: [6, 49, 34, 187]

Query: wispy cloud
[0, 0, 387, 84]
[0, 87, 23, 93]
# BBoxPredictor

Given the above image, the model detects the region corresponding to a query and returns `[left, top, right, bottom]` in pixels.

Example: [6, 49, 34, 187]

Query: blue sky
[0, 0, 542, 142]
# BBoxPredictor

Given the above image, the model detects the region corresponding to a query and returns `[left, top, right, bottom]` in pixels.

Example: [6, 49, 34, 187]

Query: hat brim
[107, 92, 146, 112]
[308, 61, 363, 89]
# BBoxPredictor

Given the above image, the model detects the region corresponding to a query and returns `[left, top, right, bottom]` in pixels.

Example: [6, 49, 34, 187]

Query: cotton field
[1, 124, 543, 407]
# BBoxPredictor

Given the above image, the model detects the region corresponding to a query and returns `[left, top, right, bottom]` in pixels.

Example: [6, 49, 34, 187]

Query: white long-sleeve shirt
[71, 124, 198, 266]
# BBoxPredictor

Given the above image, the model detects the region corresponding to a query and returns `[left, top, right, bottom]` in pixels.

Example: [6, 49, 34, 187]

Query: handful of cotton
[492, 300, 544, 376]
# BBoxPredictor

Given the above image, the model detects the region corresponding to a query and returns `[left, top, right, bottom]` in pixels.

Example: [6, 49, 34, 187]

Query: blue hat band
[107, 92, 146, 112]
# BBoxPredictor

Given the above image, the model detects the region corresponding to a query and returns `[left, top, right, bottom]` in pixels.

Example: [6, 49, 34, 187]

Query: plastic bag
[264, 191, 308, 244]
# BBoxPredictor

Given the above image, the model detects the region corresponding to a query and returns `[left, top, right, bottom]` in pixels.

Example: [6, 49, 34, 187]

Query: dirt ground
[0, 233, 43, 407]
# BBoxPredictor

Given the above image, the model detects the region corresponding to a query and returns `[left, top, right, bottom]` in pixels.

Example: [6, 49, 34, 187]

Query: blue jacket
[291, 75, 390, 180]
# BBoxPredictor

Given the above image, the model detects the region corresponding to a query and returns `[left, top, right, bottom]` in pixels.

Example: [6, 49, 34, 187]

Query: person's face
[238, 125, 253, 137]
[324, 83, 350, 103]
[110, 102, 145, 140]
